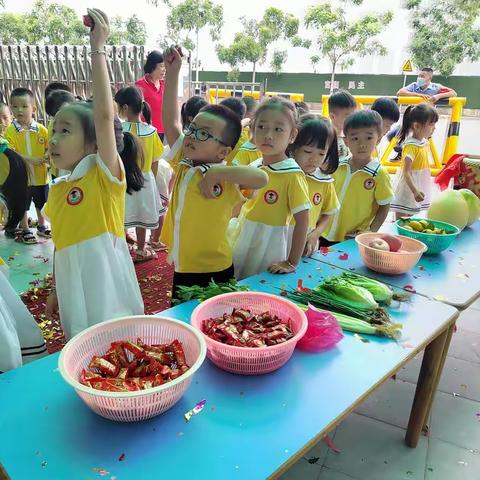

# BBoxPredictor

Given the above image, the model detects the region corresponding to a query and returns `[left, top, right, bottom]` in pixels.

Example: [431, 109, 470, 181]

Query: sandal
[133, 248, 157, 263]
[37, 225, 51, 239]
[20, 229, 37, 244]
[126, 233, 137, 245]
[149, 240, 167, 252]
[4, 228, 21, 239]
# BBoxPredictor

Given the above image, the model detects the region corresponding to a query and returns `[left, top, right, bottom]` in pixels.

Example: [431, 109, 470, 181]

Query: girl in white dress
[44, 9, 144, 339]
[233, 97, 310, 280]
[0, 142, 47, 372]
[115, 86, 164, 261]
[391, 104, 438, 219]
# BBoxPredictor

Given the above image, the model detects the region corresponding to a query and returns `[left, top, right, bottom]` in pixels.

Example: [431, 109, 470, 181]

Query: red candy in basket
[80, 338, 189, 392]
[202, 308, 294, 347]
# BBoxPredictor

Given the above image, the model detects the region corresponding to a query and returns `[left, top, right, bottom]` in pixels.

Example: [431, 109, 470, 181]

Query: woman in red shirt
[135, 51, 166, 141]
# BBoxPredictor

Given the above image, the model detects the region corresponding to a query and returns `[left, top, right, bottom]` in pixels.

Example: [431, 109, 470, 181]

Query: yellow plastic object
[207, 88, 304, 104]
[320, 95, 467, 177]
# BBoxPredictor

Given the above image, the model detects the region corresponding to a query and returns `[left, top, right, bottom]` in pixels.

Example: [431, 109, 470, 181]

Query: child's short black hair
[10, 88, 34, 102]
[289, 114, 339, 175]
[371, 97, 400, 123]
[44, 82, 71, 99]
[220, 97, 247, 120]
[199, 104, 242, 148]
[294, 101, 310, 116]
[242, 96, 257, 114]
[45, 90, 76, 117]
[328, 90, 356, 113]
[344, 110, 383, 137]
[181, 95, 208, 128]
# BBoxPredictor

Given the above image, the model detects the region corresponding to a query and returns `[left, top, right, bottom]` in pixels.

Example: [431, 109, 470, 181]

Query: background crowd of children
[0, 8, 440, 372]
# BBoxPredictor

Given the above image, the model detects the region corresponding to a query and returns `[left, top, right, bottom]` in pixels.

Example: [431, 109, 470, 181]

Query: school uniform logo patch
[364, 178, 376, 190]
[313, 192, 322, 205]
[66, 187, 84, 206]
[212, 184, 223, 197]
[264, 190, 278, 204]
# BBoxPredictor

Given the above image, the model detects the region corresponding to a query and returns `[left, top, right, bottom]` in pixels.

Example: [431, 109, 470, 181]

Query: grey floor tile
[396, 354, 423, 385]
[447, 329, 480, 364]
[435, 356, 480, 402]
[457, 308, 480, 334]
[356, 378, 417, 429]
[278, 457, 322, 480]
[426, 438, 480, 480]
[324, 414, 428, 480]
[430, 391, 480, 450]
[318, 467, 360, 479]
[278, 435, 331, 480]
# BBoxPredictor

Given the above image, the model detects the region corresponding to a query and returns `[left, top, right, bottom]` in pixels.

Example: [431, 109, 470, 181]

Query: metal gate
[0, 45, 147, 123]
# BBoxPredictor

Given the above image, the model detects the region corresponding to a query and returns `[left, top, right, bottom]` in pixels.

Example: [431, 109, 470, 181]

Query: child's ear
[289, 127, 298, 144]
[218, 145, 232, 161]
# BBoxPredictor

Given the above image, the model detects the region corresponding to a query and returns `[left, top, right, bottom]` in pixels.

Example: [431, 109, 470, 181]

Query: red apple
[83, 15, 94, 29]
[379, 234, 402, 252]
[368, 238, 390, 251]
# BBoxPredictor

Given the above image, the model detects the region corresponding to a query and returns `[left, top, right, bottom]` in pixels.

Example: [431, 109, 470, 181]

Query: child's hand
[199, 169, 222, 199]
[268, 261, 296, 274]
[164, 46, 183, 75]
[87, 8, 110, 49]
[45, 290, 59, 317]
[303, 234, 318, 258]
[414, 190, 425, 202]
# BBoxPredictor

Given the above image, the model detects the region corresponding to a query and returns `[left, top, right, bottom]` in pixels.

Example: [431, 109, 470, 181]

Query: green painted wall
[198, 71, 479, 108]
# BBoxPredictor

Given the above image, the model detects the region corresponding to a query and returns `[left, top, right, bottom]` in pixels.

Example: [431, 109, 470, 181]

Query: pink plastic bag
[297, 304, 344, 353]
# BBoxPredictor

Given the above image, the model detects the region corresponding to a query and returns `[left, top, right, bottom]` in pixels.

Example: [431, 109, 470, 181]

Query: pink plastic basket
[58, 316, 206, 422]
[356, 233, 427, 275]
[190, 292, 308, 375]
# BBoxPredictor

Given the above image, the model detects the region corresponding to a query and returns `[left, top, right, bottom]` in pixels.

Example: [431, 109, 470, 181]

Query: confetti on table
[41, 461, 47, 468]
[92, 468, 110, 477]
[433, 294, 447, 301]
[427, 467, 434, 472]
[456, 273, 470, 280]
[339, 253, 349, 261]
[307, 456, 320, 464]
[418, 265, 425, 271]
[353, 333, 370, 343]
[458, 461, 468, 466]
[453, 392, 461, 397]
[184, 399, 206, 422]
[319, 247, 332, 256]
[403, 285, 416, 293]
[401, 342, 414, 349]
[118, 453, 125, 462]
[176, 431, 184, 437]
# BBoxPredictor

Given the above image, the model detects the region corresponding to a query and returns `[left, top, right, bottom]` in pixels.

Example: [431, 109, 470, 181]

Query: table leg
[421, 322, 456, 434]
[405, 327, 449, 448]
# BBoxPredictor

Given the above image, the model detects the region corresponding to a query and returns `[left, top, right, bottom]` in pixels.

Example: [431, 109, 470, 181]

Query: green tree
[304, 0, 393, 92]
[406, 0, 480, 76]
[216, 7, 305, 82]
[158, 0, 224, 82]
[0, 0, 146, 45]
[108, 14, 147, 45]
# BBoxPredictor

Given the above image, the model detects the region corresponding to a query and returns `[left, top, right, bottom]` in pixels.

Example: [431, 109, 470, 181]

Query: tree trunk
[195, 27, 200, 83]
[252, 62, 256, 84]
[330, 62, 336, 94]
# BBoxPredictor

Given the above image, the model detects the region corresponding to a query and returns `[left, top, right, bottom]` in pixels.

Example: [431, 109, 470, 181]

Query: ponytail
[0, 148, 29, 232]
[141, 100, 152, 125]
[120, 132, 145, 195]
[397, 103, 439, 144]
[397, 105, 414, 144]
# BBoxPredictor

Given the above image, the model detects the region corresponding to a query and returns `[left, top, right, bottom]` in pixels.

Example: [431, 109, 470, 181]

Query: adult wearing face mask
[396, 67, 457, 103]
[386, 67, 457, 160]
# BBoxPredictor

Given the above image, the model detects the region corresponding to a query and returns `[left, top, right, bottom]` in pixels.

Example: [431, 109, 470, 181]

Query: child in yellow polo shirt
[160, 47, 268, 300]
[115, 85, 165, 261]
[43, 9, 143, 339]
[5, 88, 50, 243]
[45, 89, 76, 179]
[324, 110, 394, 244]
[0, 102, 12, 140]
[289, 114, 339, 257]
[233, 97, 311, 279]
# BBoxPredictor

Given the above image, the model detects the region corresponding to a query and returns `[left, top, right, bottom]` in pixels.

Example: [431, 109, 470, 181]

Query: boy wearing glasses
[161, 47, 268, 300]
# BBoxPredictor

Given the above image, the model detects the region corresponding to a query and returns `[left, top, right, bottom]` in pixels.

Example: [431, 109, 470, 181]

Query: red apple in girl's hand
[379, 233, 402, 252]
[83, 15, 94, 29]
[174, 45, 184, 57]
